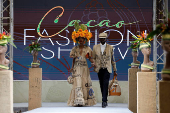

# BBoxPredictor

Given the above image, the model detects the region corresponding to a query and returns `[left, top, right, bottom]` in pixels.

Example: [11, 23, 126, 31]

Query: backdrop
[13, 0, 162, 80]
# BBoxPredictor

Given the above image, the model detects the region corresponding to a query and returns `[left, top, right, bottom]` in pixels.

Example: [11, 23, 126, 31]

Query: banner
[14, 0, 154, 80]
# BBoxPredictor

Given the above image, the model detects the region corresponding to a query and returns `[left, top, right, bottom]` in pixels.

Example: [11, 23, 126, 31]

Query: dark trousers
[98, 68, 110, 102]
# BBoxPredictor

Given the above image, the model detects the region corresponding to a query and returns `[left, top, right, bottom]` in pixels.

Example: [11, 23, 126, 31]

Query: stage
[14, 103, 133, 113]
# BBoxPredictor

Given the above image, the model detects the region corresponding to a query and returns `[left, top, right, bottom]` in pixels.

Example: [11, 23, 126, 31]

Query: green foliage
[74, 21, 79, 32]
[74, 20, 87, 31]
[80, 24, 87, 30]
[24, 40, 41, 53]
[148, 13, 170, 38]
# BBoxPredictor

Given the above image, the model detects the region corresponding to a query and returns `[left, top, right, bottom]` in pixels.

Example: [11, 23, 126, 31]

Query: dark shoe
[77, 104, 83, 107]
[102, 102, 107, 108]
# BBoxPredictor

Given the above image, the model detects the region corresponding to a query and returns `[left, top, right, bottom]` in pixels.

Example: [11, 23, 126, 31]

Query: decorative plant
[72, 21, 92, 44]
[130, 31, 153, 50]
[148, 14, 170, 38]
[0, 32, 17, 48]
[24, 40, 41, 53]
[128, 42, 138, 52]
[147, 13, 170, 80]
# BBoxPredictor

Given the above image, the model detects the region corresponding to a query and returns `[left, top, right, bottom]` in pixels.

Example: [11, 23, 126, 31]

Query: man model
[92, 32, 117, 108]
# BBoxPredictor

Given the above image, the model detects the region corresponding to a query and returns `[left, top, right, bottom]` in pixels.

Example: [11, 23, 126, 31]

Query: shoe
[102, 102, 107, 108]
[77, 104, 83, 107]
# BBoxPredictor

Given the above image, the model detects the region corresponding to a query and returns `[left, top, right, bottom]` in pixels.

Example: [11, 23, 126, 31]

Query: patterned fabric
[89, 88, 94, 96]
[162, 69, 170, 75]
[131, 63, 140, 68]
[109, 77, 121, 96]
[67, 46, 97, 106]
[67, 76, 74, 84]
[0, 64, 9, 70]
[31, 62, 40, 65]
[131, 63, 140, 66]
[92, 43, 117, 73]
[141, 64, 154, 70]
[139, 42, 151, 50]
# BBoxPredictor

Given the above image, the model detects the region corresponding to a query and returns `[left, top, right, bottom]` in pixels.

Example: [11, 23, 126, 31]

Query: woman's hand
[70, 68, 74, 72]
[91, 62, 96, 68]
[86, 53, 90, 59]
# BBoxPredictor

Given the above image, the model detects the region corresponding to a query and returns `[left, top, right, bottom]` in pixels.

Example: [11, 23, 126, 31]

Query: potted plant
[24, 40, 41, 68]
[130, 31, 153, 72]
[128, 42, 140, 68]
[148, 16, 170, 80]
[0, 32, 16, 71]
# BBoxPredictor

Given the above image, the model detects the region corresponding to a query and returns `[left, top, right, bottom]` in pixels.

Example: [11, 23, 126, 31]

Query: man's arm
[92, 45, 96, 67]
[92, 45, 96, 59]
[111, 46, 117, 76]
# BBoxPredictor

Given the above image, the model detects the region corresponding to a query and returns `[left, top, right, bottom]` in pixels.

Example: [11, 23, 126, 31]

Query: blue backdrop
[13, 0, 166, 80]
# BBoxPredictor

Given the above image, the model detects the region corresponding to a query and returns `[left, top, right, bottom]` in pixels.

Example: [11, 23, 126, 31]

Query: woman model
[67, 21, 97, 107]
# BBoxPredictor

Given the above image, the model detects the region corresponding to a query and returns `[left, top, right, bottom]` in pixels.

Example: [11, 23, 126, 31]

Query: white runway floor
[14, 103, 133, 113]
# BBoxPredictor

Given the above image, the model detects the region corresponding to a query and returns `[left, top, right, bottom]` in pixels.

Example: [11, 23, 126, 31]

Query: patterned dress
[67, 46, 97, 106]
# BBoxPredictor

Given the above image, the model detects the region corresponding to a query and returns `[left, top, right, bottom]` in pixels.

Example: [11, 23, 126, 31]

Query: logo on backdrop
[23, 6, 142, 60]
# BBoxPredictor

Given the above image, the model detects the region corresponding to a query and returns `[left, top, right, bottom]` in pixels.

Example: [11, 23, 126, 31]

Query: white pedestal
[28, 68, 42, 110]
[0, 70, 13, 113]
[137, 72, 156, 113]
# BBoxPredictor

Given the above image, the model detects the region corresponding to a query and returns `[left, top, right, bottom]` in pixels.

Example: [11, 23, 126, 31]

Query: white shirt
[100, 43, 106, 54]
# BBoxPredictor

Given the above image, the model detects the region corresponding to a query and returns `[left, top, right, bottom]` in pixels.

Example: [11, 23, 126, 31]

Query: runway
[17, 103, 133, 113]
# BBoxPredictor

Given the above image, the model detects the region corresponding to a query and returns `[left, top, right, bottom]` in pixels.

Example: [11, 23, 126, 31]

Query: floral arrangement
[148, 16, 170, 38]
[72, 21, 92, 43]
[128, 42, 138, 52]
[129, 31, 153, 50]
[24, 40, 41, 53]
[0, 32, 16, 48]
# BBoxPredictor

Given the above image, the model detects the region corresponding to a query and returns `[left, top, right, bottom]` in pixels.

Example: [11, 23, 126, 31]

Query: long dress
[67, 45, 97, 106]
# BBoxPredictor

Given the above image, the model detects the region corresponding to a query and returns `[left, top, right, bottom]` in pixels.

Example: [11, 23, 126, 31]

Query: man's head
[99, 32, 107, 45]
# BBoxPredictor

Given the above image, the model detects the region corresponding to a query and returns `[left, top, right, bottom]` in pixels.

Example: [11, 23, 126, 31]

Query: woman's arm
[70, 57, 76, 72]
[70, 47, 76, 72]
[89, 57, 94, 63]
[88, 51, 95, 67]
